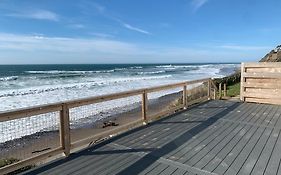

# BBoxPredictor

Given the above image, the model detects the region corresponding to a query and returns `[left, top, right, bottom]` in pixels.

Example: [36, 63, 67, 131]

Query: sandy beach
[0, 84, 208, 170]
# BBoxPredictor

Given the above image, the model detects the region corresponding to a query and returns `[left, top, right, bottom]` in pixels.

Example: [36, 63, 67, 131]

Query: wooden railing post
[240, 62, 245, 101]
[183, 85, 187, 108]
[213, 86, 216, 100]
[141, 91, 148, 124]
[207, 79, 211, 100]
[224, 83, 227, 97]
[219, 83, 222, 99]
[60, 104, 71, 156]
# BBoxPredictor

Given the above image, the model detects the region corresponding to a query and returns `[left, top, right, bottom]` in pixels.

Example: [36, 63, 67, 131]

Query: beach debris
[32, 147, 51, 154]
[102, 121, 119, 128]
[89, 137, 107, 146]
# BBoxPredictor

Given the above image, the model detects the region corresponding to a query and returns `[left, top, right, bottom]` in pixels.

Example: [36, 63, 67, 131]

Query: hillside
[260, 45, 281, 62]
[214, 45, 281, 88]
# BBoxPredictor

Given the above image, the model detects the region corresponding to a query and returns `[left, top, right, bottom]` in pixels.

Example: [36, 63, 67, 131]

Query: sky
[0, 0, 280, 64]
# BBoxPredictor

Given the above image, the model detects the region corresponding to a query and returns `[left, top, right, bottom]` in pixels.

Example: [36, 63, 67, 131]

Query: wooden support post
[219, 83, 222, 99]
[213, 87, 216, 100]
[141, 91, 148, 123]
[223, 84, 226, 97]
[59, 104, 71, 156]
[207, 79, 211, 100]
[240, 62, 245, 101]
[183, 85, 187, 108]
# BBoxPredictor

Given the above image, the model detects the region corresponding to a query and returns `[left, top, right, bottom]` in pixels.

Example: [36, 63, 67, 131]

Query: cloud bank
[6, 9, 59, 21]
[0, 33, 269, 64]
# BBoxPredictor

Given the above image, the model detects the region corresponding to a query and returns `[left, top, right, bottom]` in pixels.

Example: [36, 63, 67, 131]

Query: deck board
[23, 100, 281, 175]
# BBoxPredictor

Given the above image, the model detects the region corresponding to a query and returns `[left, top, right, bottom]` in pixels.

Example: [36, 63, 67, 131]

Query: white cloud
[218, 45, 270, 51]
[68, 24, 85, 29]
[0, 32, 265, 64]
[89, 32, 114, 38]
[6, 9, 59, 21]
[0, 33, 138, 53]
[123, 23, 151, 35]
[191, 0, 209, 12]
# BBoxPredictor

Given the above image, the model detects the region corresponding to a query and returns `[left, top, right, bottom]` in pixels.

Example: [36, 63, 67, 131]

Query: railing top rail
[243, 62, 281, 68]
[0, 78, 210, 122]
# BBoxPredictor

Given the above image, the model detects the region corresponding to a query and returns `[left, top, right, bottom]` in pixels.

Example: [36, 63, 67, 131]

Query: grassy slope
[227, 82, 240, 97]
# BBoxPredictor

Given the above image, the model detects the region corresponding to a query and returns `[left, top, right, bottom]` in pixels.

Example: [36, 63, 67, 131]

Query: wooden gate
[240, 62, 281, 105]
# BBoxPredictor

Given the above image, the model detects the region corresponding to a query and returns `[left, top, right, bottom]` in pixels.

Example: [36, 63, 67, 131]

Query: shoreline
[0, 83, 208, 166]
[0, 90, 184, 160]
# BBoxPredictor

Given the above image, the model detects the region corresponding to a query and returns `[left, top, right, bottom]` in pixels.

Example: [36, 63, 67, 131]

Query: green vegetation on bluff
[226, 83, 240, 97]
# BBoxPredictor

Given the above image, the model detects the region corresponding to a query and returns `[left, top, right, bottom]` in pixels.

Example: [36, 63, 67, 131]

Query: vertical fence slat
[208, 79, 211, 99]
[213, 86, 216, 100]
[60, 104, 71, 156]
[224, 83, 227, 97]
[219, 83, 222, 99]
[141, 91, 148, 123]
[240, 62, 245, 101]
[183, 85, 187, 107]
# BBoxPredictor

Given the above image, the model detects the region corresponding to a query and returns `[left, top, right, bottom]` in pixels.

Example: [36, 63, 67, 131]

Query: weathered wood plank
[237, 127, 273, 174]
[0, 104, 62, 122]
[243, 92, 281, 99]
[246, 67, 281, 73]
[0, 147, 63, 175]
[264, 129, 281, 175]
[246, 78, 281, 83]
[146, 163, 169, 175]
[165, 106, 246, 161]
[243, 72, 281, 79]
[245, 97, 281, 105]
[250, 128, 280, 175]
[185, 105, 263, 170]
[223, 105, 276, 175]
[170, 168, 188, 175]
[191, 104, 264, 168]
[244, 62, 281, 68]
[157, 166, 178, 175]
[245, 88, 281, 94]
[243, 82, 281, 89]
[138, 163, 161, 175]
[211, 104, 270, 174]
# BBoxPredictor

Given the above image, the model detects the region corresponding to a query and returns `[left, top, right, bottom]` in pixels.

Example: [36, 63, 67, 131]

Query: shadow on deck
[24, 100, 281, 175]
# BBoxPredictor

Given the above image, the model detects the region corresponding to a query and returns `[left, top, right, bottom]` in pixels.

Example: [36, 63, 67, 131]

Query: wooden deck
[23, 100, 281, 175]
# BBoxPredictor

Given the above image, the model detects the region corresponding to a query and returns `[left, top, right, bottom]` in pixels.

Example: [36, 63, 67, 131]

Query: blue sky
[0, 0, 280, 64]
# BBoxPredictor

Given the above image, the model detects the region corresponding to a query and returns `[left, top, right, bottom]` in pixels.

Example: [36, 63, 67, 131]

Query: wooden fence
[240, 62, 281, 105]
[0, 78, 217, 174]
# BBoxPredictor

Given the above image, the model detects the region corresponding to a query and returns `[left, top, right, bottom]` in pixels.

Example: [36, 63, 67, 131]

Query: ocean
[0, 63, 239, 111]
[0, 63, 239, 142]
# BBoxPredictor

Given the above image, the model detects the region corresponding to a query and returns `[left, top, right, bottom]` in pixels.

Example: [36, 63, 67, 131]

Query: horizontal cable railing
[0, 78, 217, 174]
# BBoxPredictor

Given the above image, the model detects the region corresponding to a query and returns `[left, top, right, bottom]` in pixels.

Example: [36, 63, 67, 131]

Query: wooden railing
[0, 78, 217, 174]
[240, 62, 281, 105]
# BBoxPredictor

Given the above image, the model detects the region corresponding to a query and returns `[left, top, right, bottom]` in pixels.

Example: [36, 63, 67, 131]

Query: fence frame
[0, 78, 217, 174]
[240, 62, 281, 105]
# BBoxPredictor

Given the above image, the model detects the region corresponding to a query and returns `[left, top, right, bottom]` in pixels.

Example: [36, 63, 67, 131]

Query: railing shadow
[116, 102, 241, 175]
[23, 100, 241, 175]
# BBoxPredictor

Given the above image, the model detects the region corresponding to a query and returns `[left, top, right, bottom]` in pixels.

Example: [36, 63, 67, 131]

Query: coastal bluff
[260, 45, 281, 62]
[214, 44, 281, 86]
